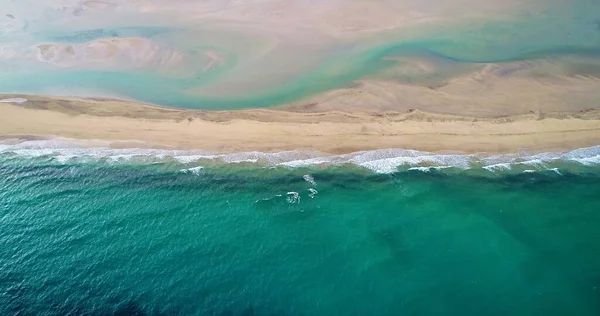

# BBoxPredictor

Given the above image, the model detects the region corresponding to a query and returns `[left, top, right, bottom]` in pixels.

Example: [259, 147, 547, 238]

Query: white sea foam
[1, 138, 599, 174]
[108, 154, 136, 162]
[180, 166, 204, 175]
[173, 155, 214, 164]
[229, 158, 259, 164]
[286, 192, 301, 204]
[308, 188, 318, 198]
[408, 166, 451, 173]
[571, 155, 600, 165]
[55, 155, 76, 164]
[518, 159, 546, 168]
[303, 174, 317, 186]
[0, 97, 27, 104]
[279, 157, 332, 168]
[348, 149, 473, 173]
[483, 163, 512, 173]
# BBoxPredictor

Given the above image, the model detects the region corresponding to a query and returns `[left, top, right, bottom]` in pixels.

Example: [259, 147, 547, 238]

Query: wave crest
[1, 138, 599, 175]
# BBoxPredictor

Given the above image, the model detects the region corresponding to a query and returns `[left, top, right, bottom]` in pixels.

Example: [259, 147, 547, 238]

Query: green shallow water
[1, 158, 600, 315]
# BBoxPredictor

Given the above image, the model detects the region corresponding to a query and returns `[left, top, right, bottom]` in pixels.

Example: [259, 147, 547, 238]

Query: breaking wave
[1, 137, 599, 175]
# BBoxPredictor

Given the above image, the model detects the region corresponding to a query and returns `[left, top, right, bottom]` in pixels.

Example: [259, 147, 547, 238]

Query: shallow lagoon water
[1, 0, 599, 109]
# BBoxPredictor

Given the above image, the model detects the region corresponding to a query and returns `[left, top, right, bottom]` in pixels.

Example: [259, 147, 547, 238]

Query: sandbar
[1, 94, 599, 154]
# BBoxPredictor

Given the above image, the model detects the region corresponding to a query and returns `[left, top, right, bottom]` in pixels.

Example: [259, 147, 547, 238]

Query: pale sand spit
[1, 95, 599, 154]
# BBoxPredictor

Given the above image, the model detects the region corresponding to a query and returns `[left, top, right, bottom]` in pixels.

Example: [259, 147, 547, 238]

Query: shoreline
[1, 94, 600, 155]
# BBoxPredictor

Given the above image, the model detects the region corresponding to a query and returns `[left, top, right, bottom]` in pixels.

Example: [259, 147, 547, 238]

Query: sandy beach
[1, 0, 599, 154]
[1, 95, 600, 154]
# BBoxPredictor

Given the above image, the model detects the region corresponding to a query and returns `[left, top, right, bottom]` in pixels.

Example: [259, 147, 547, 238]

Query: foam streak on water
[1, 138, 599, 175]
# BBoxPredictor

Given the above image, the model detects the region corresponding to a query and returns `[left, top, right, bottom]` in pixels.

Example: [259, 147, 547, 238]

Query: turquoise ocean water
[1, 141, 600, 315]
[2, 1, 600, 314]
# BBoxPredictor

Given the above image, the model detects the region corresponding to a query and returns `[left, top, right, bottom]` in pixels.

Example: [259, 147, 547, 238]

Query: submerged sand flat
[2, 96, 600, 154]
